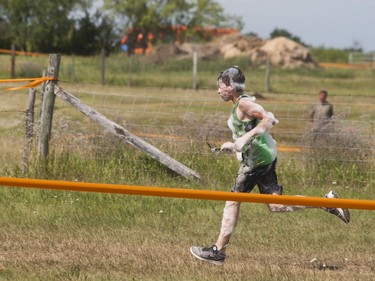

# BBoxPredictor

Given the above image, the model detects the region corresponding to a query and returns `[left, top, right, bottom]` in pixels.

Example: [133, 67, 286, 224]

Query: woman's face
[217, 79, 234, 102]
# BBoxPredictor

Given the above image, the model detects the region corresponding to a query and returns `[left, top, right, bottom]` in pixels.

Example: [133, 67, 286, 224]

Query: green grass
[0, 180, 374, 280]
[0, 131, 373, 279]
[309, 47, 350, 63]
[0, 53, 374, 280]
[1, 52, 375, 95]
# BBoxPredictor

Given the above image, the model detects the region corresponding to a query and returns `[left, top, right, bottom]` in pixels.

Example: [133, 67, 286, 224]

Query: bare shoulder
[238, 97, 266, 115]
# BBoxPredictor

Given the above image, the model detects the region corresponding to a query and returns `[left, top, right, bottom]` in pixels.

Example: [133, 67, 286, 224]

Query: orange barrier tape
[0, 177, 374, 210]
[319, 62, 371, 70]
[135, 133, 303, 152]
[278, 145, 302, 152]
[0, 48, 45, 57]
[0, 77, 57, 90]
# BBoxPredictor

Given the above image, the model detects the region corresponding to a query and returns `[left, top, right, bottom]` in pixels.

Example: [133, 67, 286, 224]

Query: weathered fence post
[70, 54, 75, 82]
[264, 55, 271, 92]
[37, 54, 61, 159]
[37, 70, 47, 124]
[100, 48, 106, 85]
[22, 88, 36, 175]
[127, 55, 133, 88]
[10, 44, 16, 79]
[192, 49, 198, 90]
[348, 52, 353, 64]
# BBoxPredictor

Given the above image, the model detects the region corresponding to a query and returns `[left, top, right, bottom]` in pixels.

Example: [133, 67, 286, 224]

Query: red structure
[120, 26, 239, 56]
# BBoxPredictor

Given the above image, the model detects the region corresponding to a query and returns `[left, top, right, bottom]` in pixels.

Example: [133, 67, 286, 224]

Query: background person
[310, 90, 334, 141]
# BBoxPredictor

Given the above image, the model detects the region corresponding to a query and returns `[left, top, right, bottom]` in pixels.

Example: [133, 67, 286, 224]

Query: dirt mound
[250, 37, 318, 68]
[151, 35, 318, 68]
[219, 35, 265, 58]
[151, 35, 264, 62]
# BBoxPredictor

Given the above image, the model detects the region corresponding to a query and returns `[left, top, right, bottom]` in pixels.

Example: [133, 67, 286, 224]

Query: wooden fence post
[70, 54, 75, 82]
[10, 44, 15, 79]
[37, 70, 47, 130]
[22, 88, 36, 175]
[100, 48, 106, 85]
[264, 55, 271, 92]
[127, 55, 133, 87]
[192, 49, 198, 90]
[37, 54, 61, 159]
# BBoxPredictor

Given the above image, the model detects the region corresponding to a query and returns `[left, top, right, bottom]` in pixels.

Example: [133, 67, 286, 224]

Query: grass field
[0, 54, 374, 280]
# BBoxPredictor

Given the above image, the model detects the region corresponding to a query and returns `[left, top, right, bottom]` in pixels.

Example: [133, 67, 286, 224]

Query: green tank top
[228, 94, 277, 169]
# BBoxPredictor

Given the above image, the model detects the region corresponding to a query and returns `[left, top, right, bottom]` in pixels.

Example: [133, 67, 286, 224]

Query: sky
[216, 0, 374, 52]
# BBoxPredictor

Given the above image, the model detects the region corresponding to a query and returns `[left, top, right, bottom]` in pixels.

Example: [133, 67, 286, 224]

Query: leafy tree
[344, 40, 363, 53]
[71, 10, 119, 55]
[0, 0, 91, 53]
[244, 31, 258, 38]
[189, 0, 227, 27]
[95, 13, 119, 54]
[103, 0, 244, 45]
[270, 28, 306, 46]
[0, 18, 11, 48]
[0, 0, 244, 54]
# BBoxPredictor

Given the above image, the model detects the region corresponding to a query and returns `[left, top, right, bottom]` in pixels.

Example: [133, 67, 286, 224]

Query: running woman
[190, 66, 350, 265]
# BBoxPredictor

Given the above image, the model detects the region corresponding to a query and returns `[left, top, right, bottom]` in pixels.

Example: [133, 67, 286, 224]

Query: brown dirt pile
[152, 35, 318, 69]
[250, 37, 318, 68]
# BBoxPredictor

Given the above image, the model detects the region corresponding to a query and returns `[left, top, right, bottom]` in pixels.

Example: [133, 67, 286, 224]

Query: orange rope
[319, 62, 371, 70]
[0, 48, 45, 57]
[0, 177, 374, 210]
[0, 77, 57, 90]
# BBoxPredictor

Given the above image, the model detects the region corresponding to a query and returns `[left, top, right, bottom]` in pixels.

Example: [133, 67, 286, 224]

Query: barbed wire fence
[0, 51, 374, 183]
[1, 86, 373, 182]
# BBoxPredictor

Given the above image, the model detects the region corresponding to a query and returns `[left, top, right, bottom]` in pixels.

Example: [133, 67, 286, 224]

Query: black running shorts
[232, 158, 283, 194]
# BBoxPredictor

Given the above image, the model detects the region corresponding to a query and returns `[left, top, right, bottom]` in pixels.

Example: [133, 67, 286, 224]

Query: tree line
[0, 0, 244, 56]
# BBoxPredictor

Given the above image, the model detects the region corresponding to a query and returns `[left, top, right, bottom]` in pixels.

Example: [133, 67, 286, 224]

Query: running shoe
[323, 191, 350, 223]
[190, 245, 226, 265]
